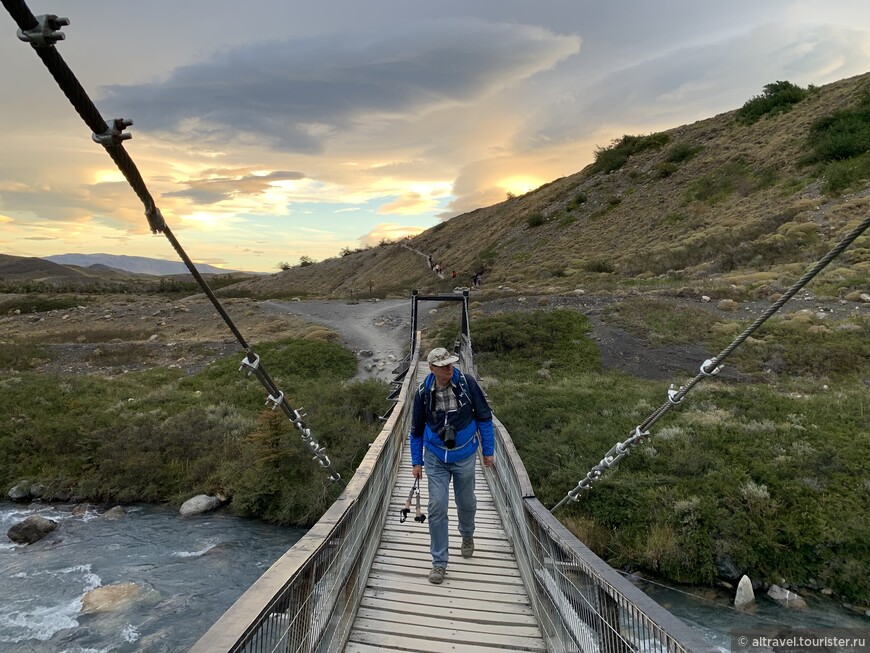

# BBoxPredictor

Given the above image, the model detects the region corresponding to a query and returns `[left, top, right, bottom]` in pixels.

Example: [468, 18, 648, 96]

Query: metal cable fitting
[145, 205, 166, 234]
[667, 385, 684, 405]
[700, 359, 724, 376]
[92, 117, 133, 147]
[17, 14, 68, 47]
[265, 391, 284, 410]
[239, 353, 260, 376]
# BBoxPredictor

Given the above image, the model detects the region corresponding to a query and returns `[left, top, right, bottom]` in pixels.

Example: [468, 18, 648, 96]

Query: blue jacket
[409, 368, 495, 465]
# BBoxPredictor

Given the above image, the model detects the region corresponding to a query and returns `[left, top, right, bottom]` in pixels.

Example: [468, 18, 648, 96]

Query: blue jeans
[423, 448, 477, 568]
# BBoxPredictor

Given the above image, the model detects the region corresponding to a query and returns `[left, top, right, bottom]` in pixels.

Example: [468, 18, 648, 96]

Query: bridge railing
[190, 345, 420, 653]
[460, 336, 715, 653]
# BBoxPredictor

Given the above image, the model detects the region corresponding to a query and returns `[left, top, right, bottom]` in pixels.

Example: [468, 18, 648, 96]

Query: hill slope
[230, 72, 870, 301]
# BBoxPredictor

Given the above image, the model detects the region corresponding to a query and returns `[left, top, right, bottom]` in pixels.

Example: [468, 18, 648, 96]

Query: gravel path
[261, 299, 412, 382]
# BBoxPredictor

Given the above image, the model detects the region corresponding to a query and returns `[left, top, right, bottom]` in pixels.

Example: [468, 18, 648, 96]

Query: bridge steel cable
[553, 213, 870, 512]
[3, 0, 345, 487]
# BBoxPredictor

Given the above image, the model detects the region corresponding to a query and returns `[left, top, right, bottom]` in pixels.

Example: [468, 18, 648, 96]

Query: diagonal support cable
[552, 213, 870, 512]
[3, 0, 345, 487]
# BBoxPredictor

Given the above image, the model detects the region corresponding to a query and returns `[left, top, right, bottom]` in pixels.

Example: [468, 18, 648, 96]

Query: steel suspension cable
[552, 213, 870, 512]
[3, 0, 345, 486]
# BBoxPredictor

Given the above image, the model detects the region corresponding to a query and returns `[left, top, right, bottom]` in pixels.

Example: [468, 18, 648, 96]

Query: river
[2, 501, 867, 652]
[0, 501, 303, 652]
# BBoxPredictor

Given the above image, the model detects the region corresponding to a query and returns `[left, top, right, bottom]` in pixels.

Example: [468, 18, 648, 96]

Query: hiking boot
[428, 566, 446, 584]
[461, 537, 474, 558]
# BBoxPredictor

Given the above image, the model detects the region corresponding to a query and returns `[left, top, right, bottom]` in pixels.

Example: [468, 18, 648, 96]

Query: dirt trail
[261, 299, 411, 382]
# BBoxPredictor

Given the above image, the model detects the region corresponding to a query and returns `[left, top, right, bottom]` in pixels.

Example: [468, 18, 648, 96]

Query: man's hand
[482, 455, 494, 468]
[412, 465, 423, 479]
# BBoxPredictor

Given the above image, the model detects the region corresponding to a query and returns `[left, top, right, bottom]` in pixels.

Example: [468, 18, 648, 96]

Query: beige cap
[427, 347, 459, 367]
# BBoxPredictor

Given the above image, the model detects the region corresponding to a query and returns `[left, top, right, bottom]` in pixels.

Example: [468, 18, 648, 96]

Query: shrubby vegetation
[0, 275, 250, 296]
[736, 81, 814, 124]
[0, 339, 389, 526]
[591, 132, 671, 174]
[805, 85, 870, 192]
[473, 309, 870, 603]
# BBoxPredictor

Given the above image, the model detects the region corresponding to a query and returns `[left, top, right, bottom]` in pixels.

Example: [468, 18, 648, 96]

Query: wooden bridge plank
[351, 617, 548, 652]
[358, 596, 539, 626]
[347, 630, 544, 653]
[353, 606, 543, 637]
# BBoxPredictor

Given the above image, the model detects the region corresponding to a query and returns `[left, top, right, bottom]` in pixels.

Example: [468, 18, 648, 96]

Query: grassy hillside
[228, 73, 870, 301]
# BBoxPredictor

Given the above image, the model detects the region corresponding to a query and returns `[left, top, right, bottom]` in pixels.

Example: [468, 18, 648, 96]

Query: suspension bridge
[189, 291, 716, 653]
[4, 2, 868, 650]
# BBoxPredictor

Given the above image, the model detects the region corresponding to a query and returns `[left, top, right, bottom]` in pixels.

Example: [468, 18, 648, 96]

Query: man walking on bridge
[410, 347, 495, 584]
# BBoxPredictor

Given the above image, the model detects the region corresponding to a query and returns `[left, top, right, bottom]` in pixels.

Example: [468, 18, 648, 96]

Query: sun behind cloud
[500, 175, 544, 197]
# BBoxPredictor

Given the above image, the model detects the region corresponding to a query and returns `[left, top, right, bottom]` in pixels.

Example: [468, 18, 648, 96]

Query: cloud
[100, 19, 580, 152]
[163, 168, 306, 204]
[522, 23, 870, 148]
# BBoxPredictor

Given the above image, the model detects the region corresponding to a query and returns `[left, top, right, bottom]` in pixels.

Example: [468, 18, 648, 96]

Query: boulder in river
[768, 584, 807, 609]
[102, 506, 126, 520]
[81, 582, 146, 614]
[7, 515, 58, 544]
[734, 575, 755, 609]
[179, 494, 220, 517]
[7, 480, 33, 502]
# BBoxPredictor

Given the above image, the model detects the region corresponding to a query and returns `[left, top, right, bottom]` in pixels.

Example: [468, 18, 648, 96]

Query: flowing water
[0, 501, 303, 652]
[638, 578, 869, 651]
[2, 501, 866, 652]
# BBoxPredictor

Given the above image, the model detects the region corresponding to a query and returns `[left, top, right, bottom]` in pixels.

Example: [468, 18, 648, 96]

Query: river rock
[180, 494, 220, 517]
[102, 506, 126, 520]
[7, 515, 58, 544]
[81, 582, 142, 614]
[768, 584, 807, 609]
[8, 479, 32, 502]
[715, 554, 742, 582]
[735, 575, 755, 609]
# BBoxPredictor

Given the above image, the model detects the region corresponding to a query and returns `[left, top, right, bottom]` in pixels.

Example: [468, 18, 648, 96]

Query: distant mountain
[45, 253, 242, 276]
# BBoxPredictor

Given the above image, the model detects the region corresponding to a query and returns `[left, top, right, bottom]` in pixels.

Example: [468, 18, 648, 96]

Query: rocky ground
[0, 289, 866, 382]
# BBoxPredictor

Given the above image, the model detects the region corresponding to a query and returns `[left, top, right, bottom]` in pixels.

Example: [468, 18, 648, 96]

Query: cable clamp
[700, 359, 724, 376]
[145, 205, 166, 234]
[265, 391, 284, 410]
[92, 118, 133, 147]
[239, 353, 260, 375]
[667, 385, 684, 405]
[293, 409, 307, 421]
[17, 14, 68, 47]
[633, 426, 650, 441]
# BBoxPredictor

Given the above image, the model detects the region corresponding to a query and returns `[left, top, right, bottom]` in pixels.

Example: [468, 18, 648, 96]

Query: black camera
[440, 424, 456, 449]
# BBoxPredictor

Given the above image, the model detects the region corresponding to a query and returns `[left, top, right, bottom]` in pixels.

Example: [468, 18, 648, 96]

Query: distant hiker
[451, 270, 457, 280]
[427, 255, 433, 270]
[474, 272, 482, 287]
[409, 348, 495, 585]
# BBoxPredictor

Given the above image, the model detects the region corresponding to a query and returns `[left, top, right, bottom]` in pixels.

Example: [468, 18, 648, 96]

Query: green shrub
[0, 296, 88, 314]
[566, 193, 587, 211]
[583, 259, 615, 274]
[473, 310, 599, 376]
[526, 213, 546, 228]
[591, 133, 671, 174]
[665, 142, 703, 164]
[736, 81, 812, 124]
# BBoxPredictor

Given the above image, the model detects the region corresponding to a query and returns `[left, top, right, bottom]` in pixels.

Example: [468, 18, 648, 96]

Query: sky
[2, 1, 870, 273]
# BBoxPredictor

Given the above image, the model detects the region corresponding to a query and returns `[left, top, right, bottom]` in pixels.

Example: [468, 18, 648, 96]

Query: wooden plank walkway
[345, 367, 546, 652]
